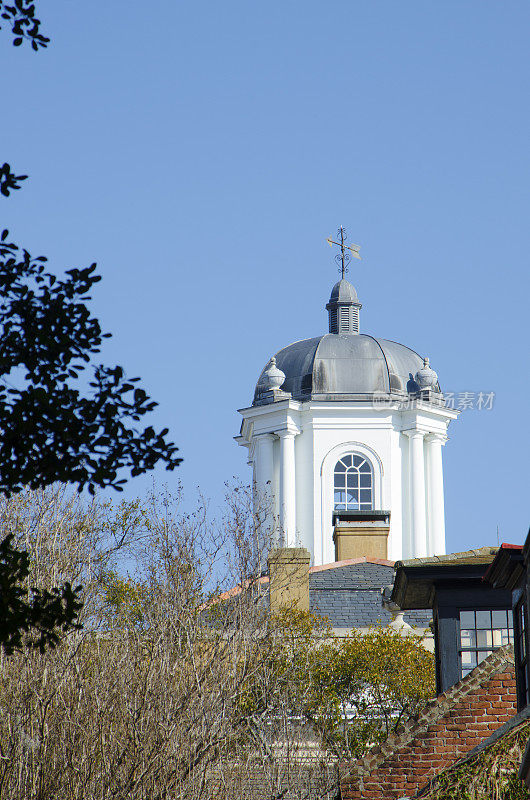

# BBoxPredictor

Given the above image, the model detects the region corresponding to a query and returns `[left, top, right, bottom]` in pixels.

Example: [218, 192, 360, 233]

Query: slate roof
[214, 557, 432, 630]
[308, 559, 432, 629]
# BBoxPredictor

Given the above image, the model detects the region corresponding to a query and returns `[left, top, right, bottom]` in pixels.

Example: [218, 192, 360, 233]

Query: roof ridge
[362, 334, 391, 393]
[350, 645, 514, 776]
[396, 546, 499, 568]
[209, 558, 396, 604]
[310, 558, 395, 573]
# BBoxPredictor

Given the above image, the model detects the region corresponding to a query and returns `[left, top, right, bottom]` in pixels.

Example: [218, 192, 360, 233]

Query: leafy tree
[0, 2, 181, 496]
[0, 226, 182, 495]
[0, 2, 181, 652]
[0, 0, 48, 51]
[0, 533, 82, 654]
[0, 486, 340, 800]
[0, 162, 27, 197]
[0, 486, 146, 654]
[100, 570, 148, 629]
[256, 609, 436, 759]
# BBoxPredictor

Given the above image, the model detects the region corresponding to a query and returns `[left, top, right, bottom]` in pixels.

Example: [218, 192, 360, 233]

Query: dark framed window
[515, 594, 530, 709]
[458, 609, 513, 678]
[334, 454, 373, 511]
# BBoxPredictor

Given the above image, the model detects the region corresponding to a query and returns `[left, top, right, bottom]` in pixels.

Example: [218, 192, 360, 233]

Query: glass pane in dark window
[335, 475, 345, 488]
[353, 456, 363, 468]
[459, 611, 475, 628]
[492, 629, 503, 647]
[359, 490, 371, 503]
[347, 474, 359, 488]
[477, 630, 492, 648]
[335, 463, 346, 473]
[492, 610, 508, 628]
[360, 474, 371, 487]
[334, 491, 346, 505]
[460, 629, 476, 648]
[461, 651, 477, 669]
[359, 461, 371, 473]
[476, 611, 492, 629]
[342, 455, 352, 467]
[477, 650, 492, 664]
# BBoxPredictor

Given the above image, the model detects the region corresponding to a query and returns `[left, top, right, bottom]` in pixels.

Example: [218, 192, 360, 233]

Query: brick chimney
[332, 511, 390, 561]
[268, 547, 311, 613]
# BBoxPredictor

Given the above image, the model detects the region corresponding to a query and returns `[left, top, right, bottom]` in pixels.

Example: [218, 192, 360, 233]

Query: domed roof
[252, 271, 442, 405]
[328, 278, 360, 304]
[253, 334, 437, 403]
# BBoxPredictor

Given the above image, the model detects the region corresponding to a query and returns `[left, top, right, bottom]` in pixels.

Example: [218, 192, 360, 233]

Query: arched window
[334, 454, 373, 511]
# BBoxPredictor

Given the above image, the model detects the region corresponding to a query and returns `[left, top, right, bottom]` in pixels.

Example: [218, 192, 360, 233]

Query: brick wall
[340, 647, 516, 800]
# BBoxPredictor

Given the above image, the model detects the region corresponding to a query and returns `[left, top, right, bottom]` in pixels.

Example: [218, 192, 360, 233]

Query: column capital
[275, 425, 300, 439]
[402, 428, 426, 439]
[254, 432, 276, 442]
[425, 432, 448, 445]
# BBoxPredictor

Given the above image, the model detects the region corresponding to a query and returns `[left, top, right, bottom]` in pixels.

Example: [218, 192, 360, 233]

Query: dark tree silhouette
[0, 228, 183, 495]
[0, 7, 182, 495]
[0, 3, 180, 651]
[0, 534, 82, 654]
[0, 0, 48, 51]
[0, 162, 27, 197]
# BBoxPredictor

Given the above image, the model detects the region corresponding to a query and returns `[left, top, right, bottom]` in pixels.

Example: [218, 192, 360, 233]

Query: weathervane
[326, 226, 361, 279]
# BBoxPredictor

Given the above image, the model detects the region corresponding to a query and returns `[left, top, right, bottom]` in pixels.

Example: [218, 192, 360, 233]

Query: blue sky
[1, 0, 528, 552]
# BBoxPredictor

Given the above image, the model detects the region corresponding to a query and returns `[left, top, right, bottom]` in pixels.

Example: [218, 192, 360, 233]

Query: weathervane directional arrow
[326, 225, 361, 279]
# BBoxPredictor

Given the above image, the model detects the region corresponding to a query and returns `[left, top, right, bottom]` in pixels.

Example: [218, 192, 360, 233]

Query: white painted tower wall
[239, 398, 458, 566]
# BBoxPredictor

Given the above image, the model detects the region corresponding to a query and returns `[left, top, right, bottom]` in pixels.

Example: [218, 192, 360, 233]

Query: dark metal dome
[328, 278, 359, 304]
[253, 334, 434, 404]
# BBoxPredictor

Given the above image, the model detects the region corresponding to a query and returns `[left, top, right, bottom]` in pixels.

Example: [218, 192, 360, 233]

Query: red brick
[340, 652, 516, 799]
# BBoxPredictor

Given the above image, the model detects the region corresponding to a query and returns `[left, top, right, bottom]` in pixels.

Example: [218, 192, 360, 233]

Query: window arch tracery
[333, 454, 374, 511]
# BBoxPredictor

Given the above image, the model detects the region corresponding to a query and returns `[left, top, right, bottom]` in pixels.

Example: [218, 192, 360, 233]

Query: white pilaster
[254, 433, 276, 543]
[277, 429, 297, 547]
[426, 432, 447, 556]
[406, 430, 427, 558]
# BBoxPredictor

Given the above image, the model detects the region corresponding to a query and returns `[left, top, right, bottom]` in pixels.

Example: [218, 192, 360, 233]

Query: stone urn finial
[259, 357, 286, 392]
[415, 357, 439, 390]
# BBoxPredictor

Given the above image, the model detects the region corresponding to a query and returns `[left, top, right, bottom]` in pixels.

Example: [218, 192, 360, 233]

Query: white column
[277, 430, 297, 547]
[253, 433, 276, 543]
[406, 430, 427, 558]
[426, 433, 446, 556]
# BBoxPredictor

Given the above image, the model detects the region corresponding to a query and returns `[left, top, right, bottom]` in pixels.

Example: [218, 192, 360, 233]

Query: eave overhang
[392, 549, 499, 610]
[483, 544, 524, 591]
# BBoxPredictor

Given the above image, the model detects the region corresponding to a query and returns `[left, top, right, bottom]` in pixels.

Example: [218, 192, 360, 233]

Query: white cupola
[236, 233, 459, 566]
